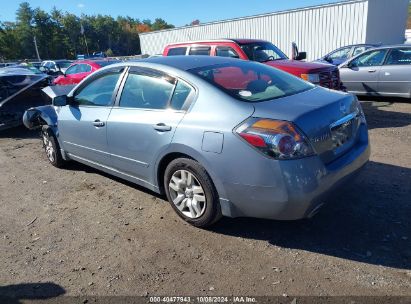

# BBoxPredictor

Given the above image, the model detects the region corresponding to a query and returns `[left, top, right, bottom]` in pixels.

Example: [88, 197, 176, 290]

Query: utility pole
[80, 23, 89, 56]
[33, 36, 41, 61]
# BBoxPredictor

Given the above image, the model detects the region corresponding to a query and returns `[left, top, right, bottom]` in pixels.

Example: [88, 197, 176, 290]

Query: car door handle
[153, 123, 172, 132]
[93, 119, 105, 127]
[368, 69, 377, 73]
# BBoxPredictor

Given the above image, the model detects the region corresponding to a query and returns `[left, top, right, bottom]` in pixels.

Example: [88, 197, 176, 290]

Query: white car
[41, 60, 73, 75]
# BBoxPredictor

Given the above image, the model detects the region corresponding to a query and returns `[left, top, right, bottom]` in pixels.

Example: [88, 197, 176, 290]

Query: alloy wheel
[168, 170, 206, 219]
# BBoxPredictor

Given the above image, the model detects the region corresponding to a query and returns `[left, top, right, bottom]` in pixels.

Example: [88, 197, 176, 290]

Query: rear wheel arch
[156, 152, 194, 195]
[155, 145, 227, 199]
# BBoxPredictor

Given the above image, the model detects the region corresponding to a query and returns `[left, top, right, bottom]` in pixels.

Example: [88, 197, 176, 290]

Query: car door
[378, 48, 411, 97]
[60, 64, 79, 85]
[107, 67, 194, 182]
[339, 49, 388, 94]
[58, 67, 125, 166]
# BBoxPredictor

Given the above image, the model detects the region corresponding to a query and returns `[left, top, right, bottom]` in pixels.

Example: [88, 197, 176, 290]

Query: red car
[53, 59, 120, 85]
[163, 39, 341, 90]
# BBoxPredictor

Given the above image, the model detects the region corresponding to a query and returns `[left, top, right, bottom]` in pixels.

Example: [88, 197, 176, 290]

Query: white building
[139, 0, 409, 60]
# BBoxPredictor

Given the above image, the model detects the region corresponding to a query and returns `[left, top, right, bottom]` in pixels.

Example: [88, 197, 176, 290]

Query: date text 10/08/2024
[149, 296, 257, 303]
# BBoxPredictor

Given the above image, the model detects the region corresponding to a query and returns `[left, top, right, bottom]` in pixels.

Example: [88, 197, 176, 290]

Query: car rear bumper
[220, 127, 370, 220]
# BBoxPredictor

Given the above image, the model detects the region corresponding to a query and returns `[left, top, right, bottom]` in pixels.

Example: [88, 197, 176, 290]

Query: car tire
[41, 126, 65, 168]
[164, 158, 222, 228]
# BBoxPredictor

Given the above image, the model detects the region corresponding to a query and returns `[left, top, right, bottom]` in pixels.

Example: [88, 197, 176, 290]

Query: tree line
[0, 2, 175, 61]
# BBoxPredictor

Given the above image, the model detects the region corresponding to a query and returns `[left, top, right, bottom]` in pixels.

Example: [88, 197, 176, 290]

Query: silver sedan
[24, 56, 370, 227]
[339, 45, 411, 98]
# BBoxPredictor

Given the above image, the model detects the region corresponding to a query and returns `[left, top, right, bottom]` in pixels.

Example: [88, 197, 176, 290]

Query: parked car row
[314, 44, 380, 66]
[163, 39, 342, 90]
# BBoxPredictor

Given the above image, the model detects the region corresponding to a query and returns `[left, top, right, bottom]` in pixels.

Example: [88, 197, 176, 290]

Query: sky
[0, 0, 343, 27]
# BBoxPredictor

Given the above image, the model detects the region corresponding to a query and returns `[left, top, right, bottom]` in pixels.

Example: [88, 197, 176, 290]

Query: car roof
[137, 55, 239, 71]
[369, 44, 411, 50]
[166, 38, 268, 47]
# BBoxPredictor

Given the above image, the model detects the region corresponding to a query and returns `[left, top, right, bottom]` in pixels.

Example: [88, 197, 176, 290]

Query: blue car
[315, 44, 380, 66]
[23, 56, 370, 227]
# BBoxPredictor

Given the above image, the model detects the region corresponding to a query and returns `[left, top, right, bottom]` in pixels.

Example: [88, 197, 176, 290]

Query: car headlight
[301, 73, 320, 83]
[235, 118, 315, 160]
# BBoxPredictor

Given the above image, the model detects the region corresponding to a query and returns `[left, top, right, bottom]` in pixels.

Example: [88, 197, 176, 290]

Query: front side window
[351, 50, 387, 67]
[240, 42, 287, 62]
[74, 71, 121, 106]
[189, 47, 211, 56]
[78, 64, 92, 73]
[119, 72, 175, 109]
[167, 47, 187, 56]
[215, 47, 239, 58]
[328, 47, 351, 60]
[65, 65, 78, 75]
[189, 61, 314, 102]
[385, 48, 411, 65]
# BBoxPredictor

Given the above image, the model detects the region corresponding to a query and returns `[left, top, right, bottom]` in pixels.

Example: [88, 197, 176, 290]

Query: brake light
[236, 118, 315, 160]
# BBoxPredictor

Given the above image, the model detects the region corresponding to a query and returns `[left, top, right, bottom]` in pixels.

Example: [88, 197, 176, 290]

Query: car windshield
[239, 42, 288, 62]
[189, 60, 314, 102]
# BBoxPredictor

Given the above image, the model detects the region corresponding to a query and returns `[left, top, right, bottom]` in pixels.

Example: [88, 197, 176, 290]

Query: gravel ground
[0, 98, 410, 301]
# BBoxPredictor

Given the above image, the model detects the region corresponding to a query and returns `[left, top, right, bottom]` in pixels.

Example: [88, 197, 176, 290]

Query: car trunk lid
[252, 87, 362, 164]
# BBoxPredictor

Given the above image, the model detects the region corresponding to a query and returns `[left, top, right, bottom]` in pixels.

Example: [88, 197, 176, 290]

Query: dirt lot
[0, 98, 410, 300]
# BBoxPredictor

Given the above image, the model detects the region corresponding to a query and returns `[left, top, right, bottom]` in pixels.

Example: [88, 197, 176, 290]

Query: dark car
[0, 65, 51, 130]
[315, 44, 381, 66]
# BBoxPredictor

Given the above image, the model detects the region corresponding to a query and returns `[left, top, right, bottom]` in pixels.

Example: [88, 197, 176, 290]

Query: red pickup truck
[163, 39, 341, 90]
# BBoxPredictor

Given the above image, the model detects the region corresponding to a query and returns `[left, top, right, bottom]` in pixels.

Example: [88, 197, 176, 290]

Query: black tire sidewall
[164, 158, 221, 227]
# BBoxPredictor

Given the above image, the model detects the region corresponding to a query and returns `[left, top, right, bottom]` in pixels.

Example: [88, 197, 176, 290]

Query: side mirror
[53, 95, 68, 107]
[345, 61, 356, 69]
[295, 52, 307, 61]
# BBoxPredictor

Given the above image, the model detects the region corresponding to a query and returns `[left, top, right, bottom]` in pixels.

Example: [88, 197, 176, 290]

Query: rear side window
[215, 47, 239, 58]
[74, 71, 121, 106]
[189, 47, 211, 56]
[385, 48, 411, 65]
[167, 47, 187, 56]
[119, 72, 175, 109]
[170, 81, 192, 110]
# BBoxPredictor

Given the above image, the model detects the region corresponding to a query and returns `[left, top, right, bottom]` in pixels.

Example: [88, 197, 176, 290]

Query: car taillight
[236, 118, 315, 160]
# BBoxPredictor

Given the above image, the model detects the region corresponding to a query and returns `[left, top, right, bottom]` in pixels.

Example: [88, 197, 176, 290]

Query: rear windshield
[188, 60, 314, 102]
